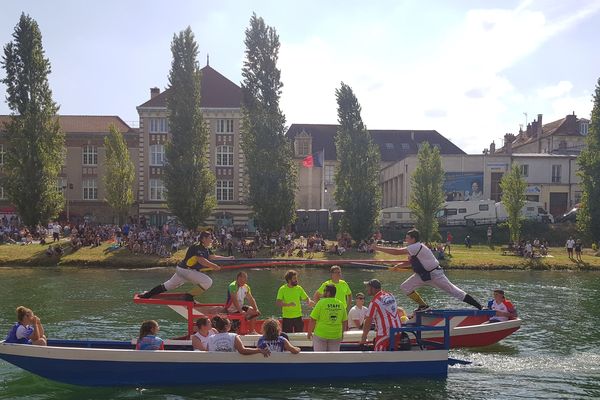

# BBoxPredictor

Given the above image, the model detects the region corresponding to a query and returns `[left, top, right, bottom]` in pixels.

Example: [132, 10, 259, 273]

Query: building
[493, 113, 589, 155]
[286, 124, 465, 210]
[136, 64, 251, 227]
[381, 153, 580, 218]
[0, 115, 139, 222]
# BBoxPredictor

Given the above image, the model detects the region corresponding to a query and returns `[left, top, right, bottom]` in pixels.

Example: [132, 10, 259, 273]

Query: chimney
[504, 133, 515, 154]
[537, 114, 543, 136]
[150, 87, 160, 99]
[490, 141, 495, 154]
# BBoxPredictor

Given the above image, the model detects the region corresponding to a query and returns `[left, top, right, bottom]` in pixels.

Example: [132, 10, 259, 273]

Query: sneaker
[414, 305, 431, 313]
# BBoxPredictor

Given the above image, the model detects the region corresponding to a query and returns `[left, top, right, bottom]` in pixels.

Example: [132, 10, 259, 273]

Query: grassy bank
[1, 241, 599, 270]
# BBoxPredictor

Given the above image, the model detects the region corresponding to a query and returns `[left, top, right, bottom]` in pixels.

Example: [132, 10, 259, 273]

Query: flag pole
[321, 147, 325, 209]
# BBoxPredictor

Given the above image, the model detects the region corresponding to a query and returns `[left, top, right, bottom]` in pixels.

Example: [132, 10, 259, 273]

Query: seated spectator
[45, 245, 55, 256]
[54, 245, 63, 256]
[136, 320, 164, 350]
[524, 241, 533, 258]
[192, 317, 217, 351]
[4, 306, 47, 346]
[207, 315, 270, 356]
[486, 289, 517, 323]
[257, 318, 300, 354]
[347, 293, 368, 330]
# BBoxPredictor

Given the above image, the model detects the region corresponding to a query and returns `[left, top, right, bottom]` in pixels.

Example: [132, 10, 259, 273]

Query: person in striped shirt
[359, 279, 403, 351]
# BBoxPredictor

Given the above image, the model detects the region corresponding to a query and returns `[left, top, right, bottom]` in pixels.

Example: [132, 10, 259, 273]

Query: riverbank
[1, 241, 599, 270]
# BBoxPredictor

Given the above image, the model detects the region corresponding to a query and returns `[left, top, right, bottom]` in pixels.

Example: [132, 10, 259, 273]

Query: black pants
[282, 317, 304, 333]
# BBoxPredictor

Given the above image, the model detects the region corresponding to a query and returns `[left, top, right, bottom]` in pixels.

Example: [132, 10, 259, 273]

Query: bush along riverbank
[1, 241, 599, 270]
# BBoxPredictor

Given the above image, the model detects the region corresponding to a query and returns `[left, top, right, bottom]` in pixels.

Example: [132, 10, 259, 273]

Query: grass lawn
[1, 241, 598, 270]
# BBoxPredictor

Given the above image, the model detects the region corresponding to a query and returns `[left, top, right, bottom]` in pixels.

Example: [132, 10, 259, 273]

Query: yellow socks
[408, 291, 428, 307]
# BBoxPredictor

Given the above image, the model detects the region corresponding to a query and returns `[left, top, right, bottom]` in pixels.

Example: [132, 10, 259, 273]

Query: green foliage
[577, 78, 600, 243]
[333, 82, 382, 242]
[103, 124, 135, 224]
[408, 143, 445, 243]
[499, 164, 527, 243]
[241, 14, 297, 232]
[0, 14, 65, 229]
[163, 27, 216, 230]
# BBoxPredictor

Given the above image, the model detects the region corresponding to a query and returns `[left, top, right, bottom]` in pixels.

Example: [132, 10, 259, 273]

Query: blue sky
[1, 0, 599, 153]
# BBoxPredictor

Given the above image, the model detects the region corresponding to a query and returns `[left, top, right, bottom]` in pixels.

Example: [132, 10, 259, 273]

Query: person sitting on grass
[136, 320, 164, 350]
[5, 306, 47, 346]
[257, 318, 300, 354]
[207, 315, 270, 357]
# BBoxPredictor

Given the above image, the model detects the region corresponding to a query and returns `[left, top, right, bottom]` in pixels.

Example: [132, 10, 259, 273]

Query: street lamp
[62, 184, 70, 222]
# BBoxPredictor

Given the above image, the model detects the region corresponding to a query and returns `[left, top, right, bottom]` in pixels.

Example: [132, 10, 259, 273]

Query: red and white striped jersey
[367, 290, 402, 337]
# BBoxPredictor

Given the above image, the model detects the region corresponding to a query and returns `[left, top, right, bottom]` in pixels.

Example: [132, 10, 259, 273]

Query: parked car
[557, 207, 578, 223]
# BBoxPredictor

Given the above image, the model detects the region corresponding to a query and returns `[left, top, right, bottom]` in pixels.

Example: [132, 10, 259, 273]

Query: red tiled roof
[502, 114, 580, 151]
[0, 115, 134, 133]
[286, 124, 465, 162]
[138, 65, 241, 109]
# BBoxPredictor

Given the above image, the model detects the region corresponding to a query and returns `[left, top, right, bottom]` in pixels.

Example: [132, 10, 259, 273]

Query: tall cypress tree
[163, 27, 216, 230]
[577, 78, 600, 244]
[499, 164, 527, 244]
[241, 14, 297, 232]
[103, 124, 135, 225]
[409, 142, 445, 243]
[334, 82, 381, 242]
[1, 14, 65, 230]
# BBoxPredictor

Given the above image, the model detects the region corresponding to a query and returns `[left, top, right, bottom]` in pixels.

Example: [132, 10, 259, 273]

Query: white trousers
[163, 267, 213, 291]
[312, 335, 341, 352]
[400, 271, 466, 301]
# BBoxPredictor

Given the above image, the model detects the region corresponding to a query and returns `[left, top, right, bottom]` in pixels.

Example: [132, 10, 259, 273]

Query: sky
[1, 0, 599, 154]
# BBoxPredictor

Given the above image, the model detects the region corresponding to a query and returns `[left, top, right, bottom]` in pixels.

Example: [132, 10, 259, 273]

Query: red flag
[302, 154, 314, 168]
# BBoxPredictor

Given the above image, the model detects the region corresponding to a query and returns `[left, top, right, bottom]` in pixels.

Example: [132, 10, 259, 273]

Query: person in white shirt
[566, 237, 575, 259]
[374, 228, 483, 312]
[347, 293, 368, 330]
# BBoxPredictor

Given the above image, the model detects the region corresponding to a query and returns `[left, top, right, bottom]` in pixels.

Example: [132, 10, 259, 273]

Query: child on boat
[192, 317, 217, 351]
[487, 290, 517, 323]
[257, 319, 300, 354]
[207, 315, 270, 357]
[136, 320, 164, 350]
[4, 306, 47, 346]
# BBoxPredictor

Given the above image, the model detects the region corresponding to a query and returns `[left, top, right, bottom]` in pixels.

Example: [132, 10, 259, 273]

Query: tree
[499, 164, 527, 244]
[333, 82, 381, 242]
[103, 124, 135, 224]
[1, 14, 65, 230]
[408, 143, 445, 244]
[163, 27, 216, 230]
[577, 77, 600, 243]
[241, 14, 297, 232]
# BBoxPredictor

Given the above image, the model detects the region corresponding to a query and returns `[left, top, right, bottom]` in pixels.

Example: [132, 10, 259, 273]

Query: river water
[0, 266, 599, 399]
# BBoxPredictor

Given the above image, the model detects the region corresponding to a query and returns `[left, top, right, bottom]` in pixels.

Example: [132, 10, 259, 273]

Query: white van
[495, 201, 554, 223]
[381, 206, 416, 228]
[436, 200, 497, 226]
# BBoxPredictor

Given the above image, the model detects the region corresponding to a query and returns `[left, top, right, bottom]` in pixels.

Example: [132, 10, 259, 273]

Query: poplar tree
[103, 124, 135, 224]
[163, 27, 216, 230]
[241, 14, 297, 232]
[577, 77, 600, 243]
[409, 142, 445, 243]
[1, 14, 65, 230]
[499, 164, 527, 244]
[334, 82, 381, 241]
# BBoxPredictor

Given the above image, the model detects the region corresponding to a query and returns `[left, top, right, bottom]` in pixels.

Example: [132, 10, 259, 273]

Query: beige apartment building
[136, 64, 251, 227]
[0, 115, 139, 222]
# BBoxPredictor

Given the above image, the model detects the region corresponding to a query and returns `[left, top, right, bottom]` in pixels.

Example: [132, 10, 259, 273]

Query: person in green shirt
[307, 284, 348, 351]
[276, 270, 315, 333]
[313, 265, 352, 310]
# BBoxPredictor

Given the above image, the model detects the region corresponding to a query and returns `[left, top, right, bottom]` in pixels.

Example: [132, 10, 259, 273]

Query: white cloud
[278, 1, 600, 154]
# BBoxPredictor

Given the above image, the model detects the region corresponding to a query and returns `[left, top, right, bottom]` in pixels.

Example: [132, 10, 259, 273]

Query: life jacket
[4, 322, 32, 344]
[410, 245, 438, 281]
[136, 335, 164, 350]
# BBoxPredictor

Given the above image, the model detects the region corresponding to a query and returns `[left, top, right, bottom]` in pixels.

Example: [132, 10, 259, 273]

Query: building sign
[526, 186, 541, 194]
[444, 172, 484, 201]
[486, 162, 509, 171]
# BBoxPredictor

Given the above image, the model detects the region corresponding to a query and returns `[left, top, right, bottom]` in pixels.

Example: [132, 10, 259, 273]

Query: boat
[0, 322, 454, 387]
[134, 293, 522, 348]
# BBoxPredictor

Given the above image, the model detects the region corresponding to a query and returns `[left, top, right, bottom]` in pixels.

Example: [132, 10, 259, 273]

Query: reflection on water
[1, 267, 600, 399]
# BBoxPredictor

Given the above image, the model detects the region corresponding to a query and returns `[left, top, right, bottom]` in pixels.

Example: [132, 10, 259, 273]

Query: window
[458, 208, 466, 213]
[216, 119, 234, 133]
[82, 145, 97, 165]
[552, 165, 561, 183]
[580, 120, 589, 136]
[216, 145, 234, 166]
[216, 180, 234, 201]
[82, 179, 97, 200]
[383, 213, 391, 219]
[324, 165, 335, 184]
[520, 164, 529, 177]
[401, 143, 410, 150]
[0, 144, 5, 165]
[149, 118, 168, 133]
[479, 204, 489, 211]
[149, 179, 166, 201]
[150, 144, 165, 166]
[446, 209, 457, 216]
[295, 139, 310, 156]
[384, 143, 394, 150]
